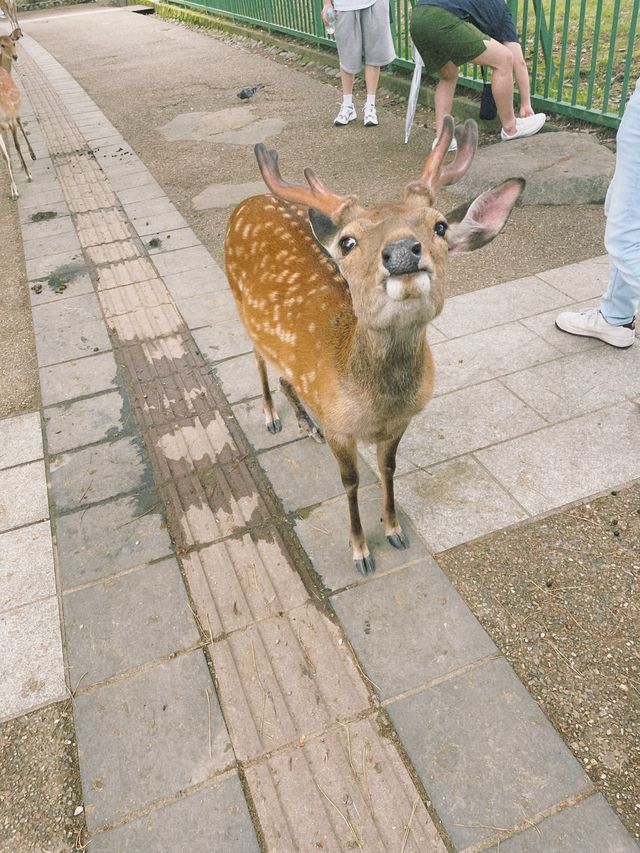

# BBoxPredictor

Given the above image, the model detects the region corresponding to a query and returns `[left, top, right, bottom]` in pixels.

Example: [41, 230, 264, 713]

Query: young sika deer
[225, 117, 524, 574]
[0, 33, 35, 200]
[0, 0, 23, 39]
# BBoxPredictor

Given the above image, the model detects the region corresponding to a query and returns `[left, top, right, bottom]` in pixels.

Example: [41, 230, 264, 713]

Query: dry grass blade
[316, 783, 363, 849]
[205, 688, 212, 759]
[400, 799, 419, 853]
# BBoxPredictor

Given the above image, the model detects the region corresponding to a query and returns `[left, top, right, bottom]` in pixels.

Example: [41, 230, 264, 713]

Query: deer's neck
[0, 56, 12, 74]
[346, 322, 428, 404]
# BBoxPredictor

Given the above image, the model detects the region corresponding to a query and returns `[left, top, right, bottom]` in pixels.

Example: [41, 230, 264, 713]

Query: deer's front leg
[328, 435, 375, 576]
[254, 350, 281, 434]
[376, 434, 409, 550]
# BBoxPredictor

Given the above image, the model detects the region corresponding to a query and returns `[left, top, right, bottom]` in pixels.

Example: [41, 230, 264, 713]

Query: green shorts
[410, 6, 488, 74]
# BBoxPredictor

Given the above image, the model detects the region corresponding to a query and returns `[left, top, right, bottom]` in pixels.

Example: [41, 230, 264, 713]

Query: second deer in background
[225, 117, 524, 575]
[0, 33, 35, 200]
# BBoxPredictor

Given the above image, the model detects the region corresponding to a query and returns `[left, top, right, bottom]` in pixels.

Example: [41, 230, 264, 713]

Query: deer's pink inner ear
[446, 178, 526, 254]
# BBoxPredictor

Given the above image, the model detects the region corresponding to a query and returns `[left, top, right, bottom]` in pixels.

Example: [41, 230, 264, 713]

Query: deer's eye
[339, 236, 357, 255]
[434, 221, 448, 238]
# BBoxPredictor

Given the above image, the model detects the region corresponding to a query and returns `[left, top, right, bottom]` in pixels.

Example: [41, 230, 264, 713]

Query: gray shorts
[334, 0, 396, 75]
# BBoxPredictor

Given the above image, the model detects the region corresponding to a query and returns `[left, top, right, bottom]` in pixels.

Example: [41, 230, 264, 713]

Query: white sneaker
[334, 104, 357, 126]
[555, 307, 636, 348]
[363, 104, 378, 127]
[501, 113, 546, 141]
[431, 136, 457, 153]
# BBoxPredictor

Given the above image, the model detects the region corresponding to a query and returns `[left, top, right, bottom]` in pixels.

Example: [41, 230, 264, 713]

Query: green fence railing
[169, 0, 639, 128]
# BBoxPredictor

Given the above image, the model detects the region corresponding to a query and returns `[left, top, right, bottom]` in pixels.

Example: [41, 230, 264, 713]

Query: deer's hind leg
[10, 122, 32, 181]
[254, 350, 281, 434]
[376, 433, 409, 550]
[279, 378, 323, 443]
[17, 118, 36, 162]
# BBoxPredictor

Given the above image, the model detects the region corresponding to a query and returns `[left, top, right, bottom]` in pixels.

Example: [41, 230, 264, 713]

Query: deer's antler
[405, 116, 478, 202]
[255, 144, 357, 220]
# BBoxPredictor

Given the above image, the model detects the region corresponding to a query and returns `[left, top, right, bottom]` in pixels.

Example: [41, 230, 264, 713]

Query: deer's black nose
[381, 239, 422, 276]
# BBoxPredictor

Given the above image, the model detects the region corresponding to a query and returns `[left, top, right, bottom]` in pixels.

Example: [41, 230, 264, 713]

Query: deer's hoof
[355, 553, 376, 576]
[266, 418, 282, 434]
[387, 530, 409, 550]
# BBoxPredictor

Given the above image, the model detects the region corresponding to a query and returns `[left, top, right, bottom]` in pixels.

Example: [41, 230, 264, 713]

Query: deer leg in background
[255, 350, 281, 434]
[0, 131, 18, 200]
[327, 435, 375, 576]
[279, 377, 324, 443]
[10, 124, 31, 180]
[376, 434, 409, 550]
[17, 119, 35, 162]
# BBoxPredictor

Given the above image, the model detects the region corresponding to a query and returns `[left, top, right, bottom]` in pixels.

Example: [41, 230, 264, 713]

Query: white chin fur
[385, 272, 432, 302]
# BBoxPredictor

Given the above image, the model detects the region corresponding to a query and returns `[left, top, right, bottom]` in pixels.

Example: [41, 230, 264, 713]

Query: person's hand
[519, 105, 535, 118]
[321, 1, 334, 26]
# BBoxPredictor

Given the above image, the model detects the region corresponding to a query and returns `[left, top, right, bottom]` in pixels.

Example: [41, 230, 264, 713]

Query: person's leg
[503, 41, 534, 117]
[340, 69, 356, 102]
[471, 39, 517, 134]
[600, 81, 640, 325]
[434, 61, 458, 138]
[333, 10, 362, 124]
[364, 64, 380, 98]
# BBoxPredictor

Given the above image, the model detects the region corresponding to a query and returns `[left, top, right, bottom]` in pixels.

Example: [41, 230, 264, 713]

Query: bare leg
[471, 40, 517, 135]
[434, 61, 459, 138]
[340, 68, 355, 97]
[376, 434, 409, 549]
[279, 377, 324, 443]
[504, 42, 534, 116]
[328, 434, 374, 575]
[17, 118, 36, 161]
[0, 131, 18, 200]
[254, 350, 281, 434]
[363, 64, 380, 97]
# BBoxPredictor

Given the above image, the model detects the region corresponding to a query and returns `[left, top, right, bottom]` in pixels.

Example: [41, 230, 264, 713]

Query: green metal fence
[169, 0, 639, 128]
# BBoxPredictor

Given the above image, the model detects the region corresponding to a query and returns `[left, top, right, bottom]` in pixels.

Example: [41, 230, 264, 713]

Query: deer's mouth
[383, 271, 431, 302]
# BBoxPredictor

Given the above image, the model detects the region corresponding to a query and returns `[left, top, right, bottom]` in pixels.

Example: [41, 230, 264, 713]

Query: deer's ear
[446, 178, 525, 254]
[309, 208, 340, 249]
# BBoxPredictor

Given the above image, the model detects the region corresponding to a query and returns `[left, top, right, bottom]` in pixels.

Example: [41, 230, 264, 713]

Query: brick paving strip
[5, 28, 637, 852]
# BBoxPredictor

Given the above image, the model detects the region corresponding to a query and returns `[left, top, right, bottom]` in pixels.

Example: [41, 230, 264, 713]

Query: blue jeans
[600, 77, 640, 325]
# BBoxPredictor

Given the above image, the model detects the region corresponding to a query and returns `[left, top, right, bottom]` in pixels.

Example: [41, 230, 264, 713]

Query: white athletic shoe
[363, 104, 378, 127]
[431, 135, 457, 153]
[501, 113, 547, 141]
[334, 104, 357, 126]
[555, 307, 636, 348]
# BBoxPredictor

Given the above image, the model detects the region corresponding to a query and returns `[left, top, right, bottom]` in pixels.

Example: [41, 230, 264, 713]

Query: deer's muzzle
[381, 238, 422, 277]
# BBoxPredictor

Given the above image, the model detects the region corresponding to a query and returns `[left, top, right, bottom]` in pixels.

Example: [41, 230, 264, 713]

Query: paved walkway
[1, 28, 638, 853]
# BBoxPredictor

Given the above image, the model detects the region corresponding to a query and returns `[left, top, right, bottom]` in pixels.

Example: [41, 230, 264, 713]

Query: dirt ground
[0, 3, 637, 845]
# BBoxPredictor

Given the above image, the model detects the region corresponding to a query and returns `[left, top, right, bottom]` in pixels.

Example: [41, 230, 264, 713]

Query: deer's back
[225, 195, 356, 419]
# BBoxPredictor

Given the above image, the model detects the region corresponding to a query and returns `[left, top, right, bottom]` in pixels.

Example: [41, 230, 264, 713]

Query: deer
[0, 0, 22, 39]
[0, 33, 35, 200]
[224, 117, 524, 575]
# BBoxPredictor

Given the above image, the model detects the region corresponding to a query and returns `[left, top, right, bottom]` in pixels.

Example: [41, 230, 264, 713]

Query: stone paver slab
[44, 389, 129, 454]
[0, 597, 65, 721]
[399, 380, 546, 469]
[387, 656, 589, 850]
[22, 230, 81, 261]
[0, 412, 43, 470]
[476, 402, 640, 515]
[63, 557, 200, 686]
[536, 260, 610, 301]
[259, 439, 376, 512]
[393, 457, 528, 552]
[333, 560, 497, 699]
[295, 484, 427, 591]
[177, 290, 238, 329]
[230, 395, 302, 451]
[501, 343, 640, 423]
[29, 270, 94, 306]
[0, 461, 49, 533]
[193, 322, 253, 366]
[39, 351, 119, 406]
[182, 527, 308, 636]
[0, 521, 55, 612]
[163, 266, 230, 302]
[485, 794, 638, 852]
[431, 322, 560, 396]
[246, 715, 447, 852]
[32, 291, 103, 331]
[73, 651, 230, 829]
[87, 772, 259, 852]
[143, 226, 201, 255]
[49, 436, 153, 514]
[213, 352, 271, 403]
[210, 602, 370, 761]
[151, 245, 219, 277]
[26, 249, 84, 282]
[35, 319, 112, 367]
[432, 276, 569, 339]
[56, 489, 172, 588]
